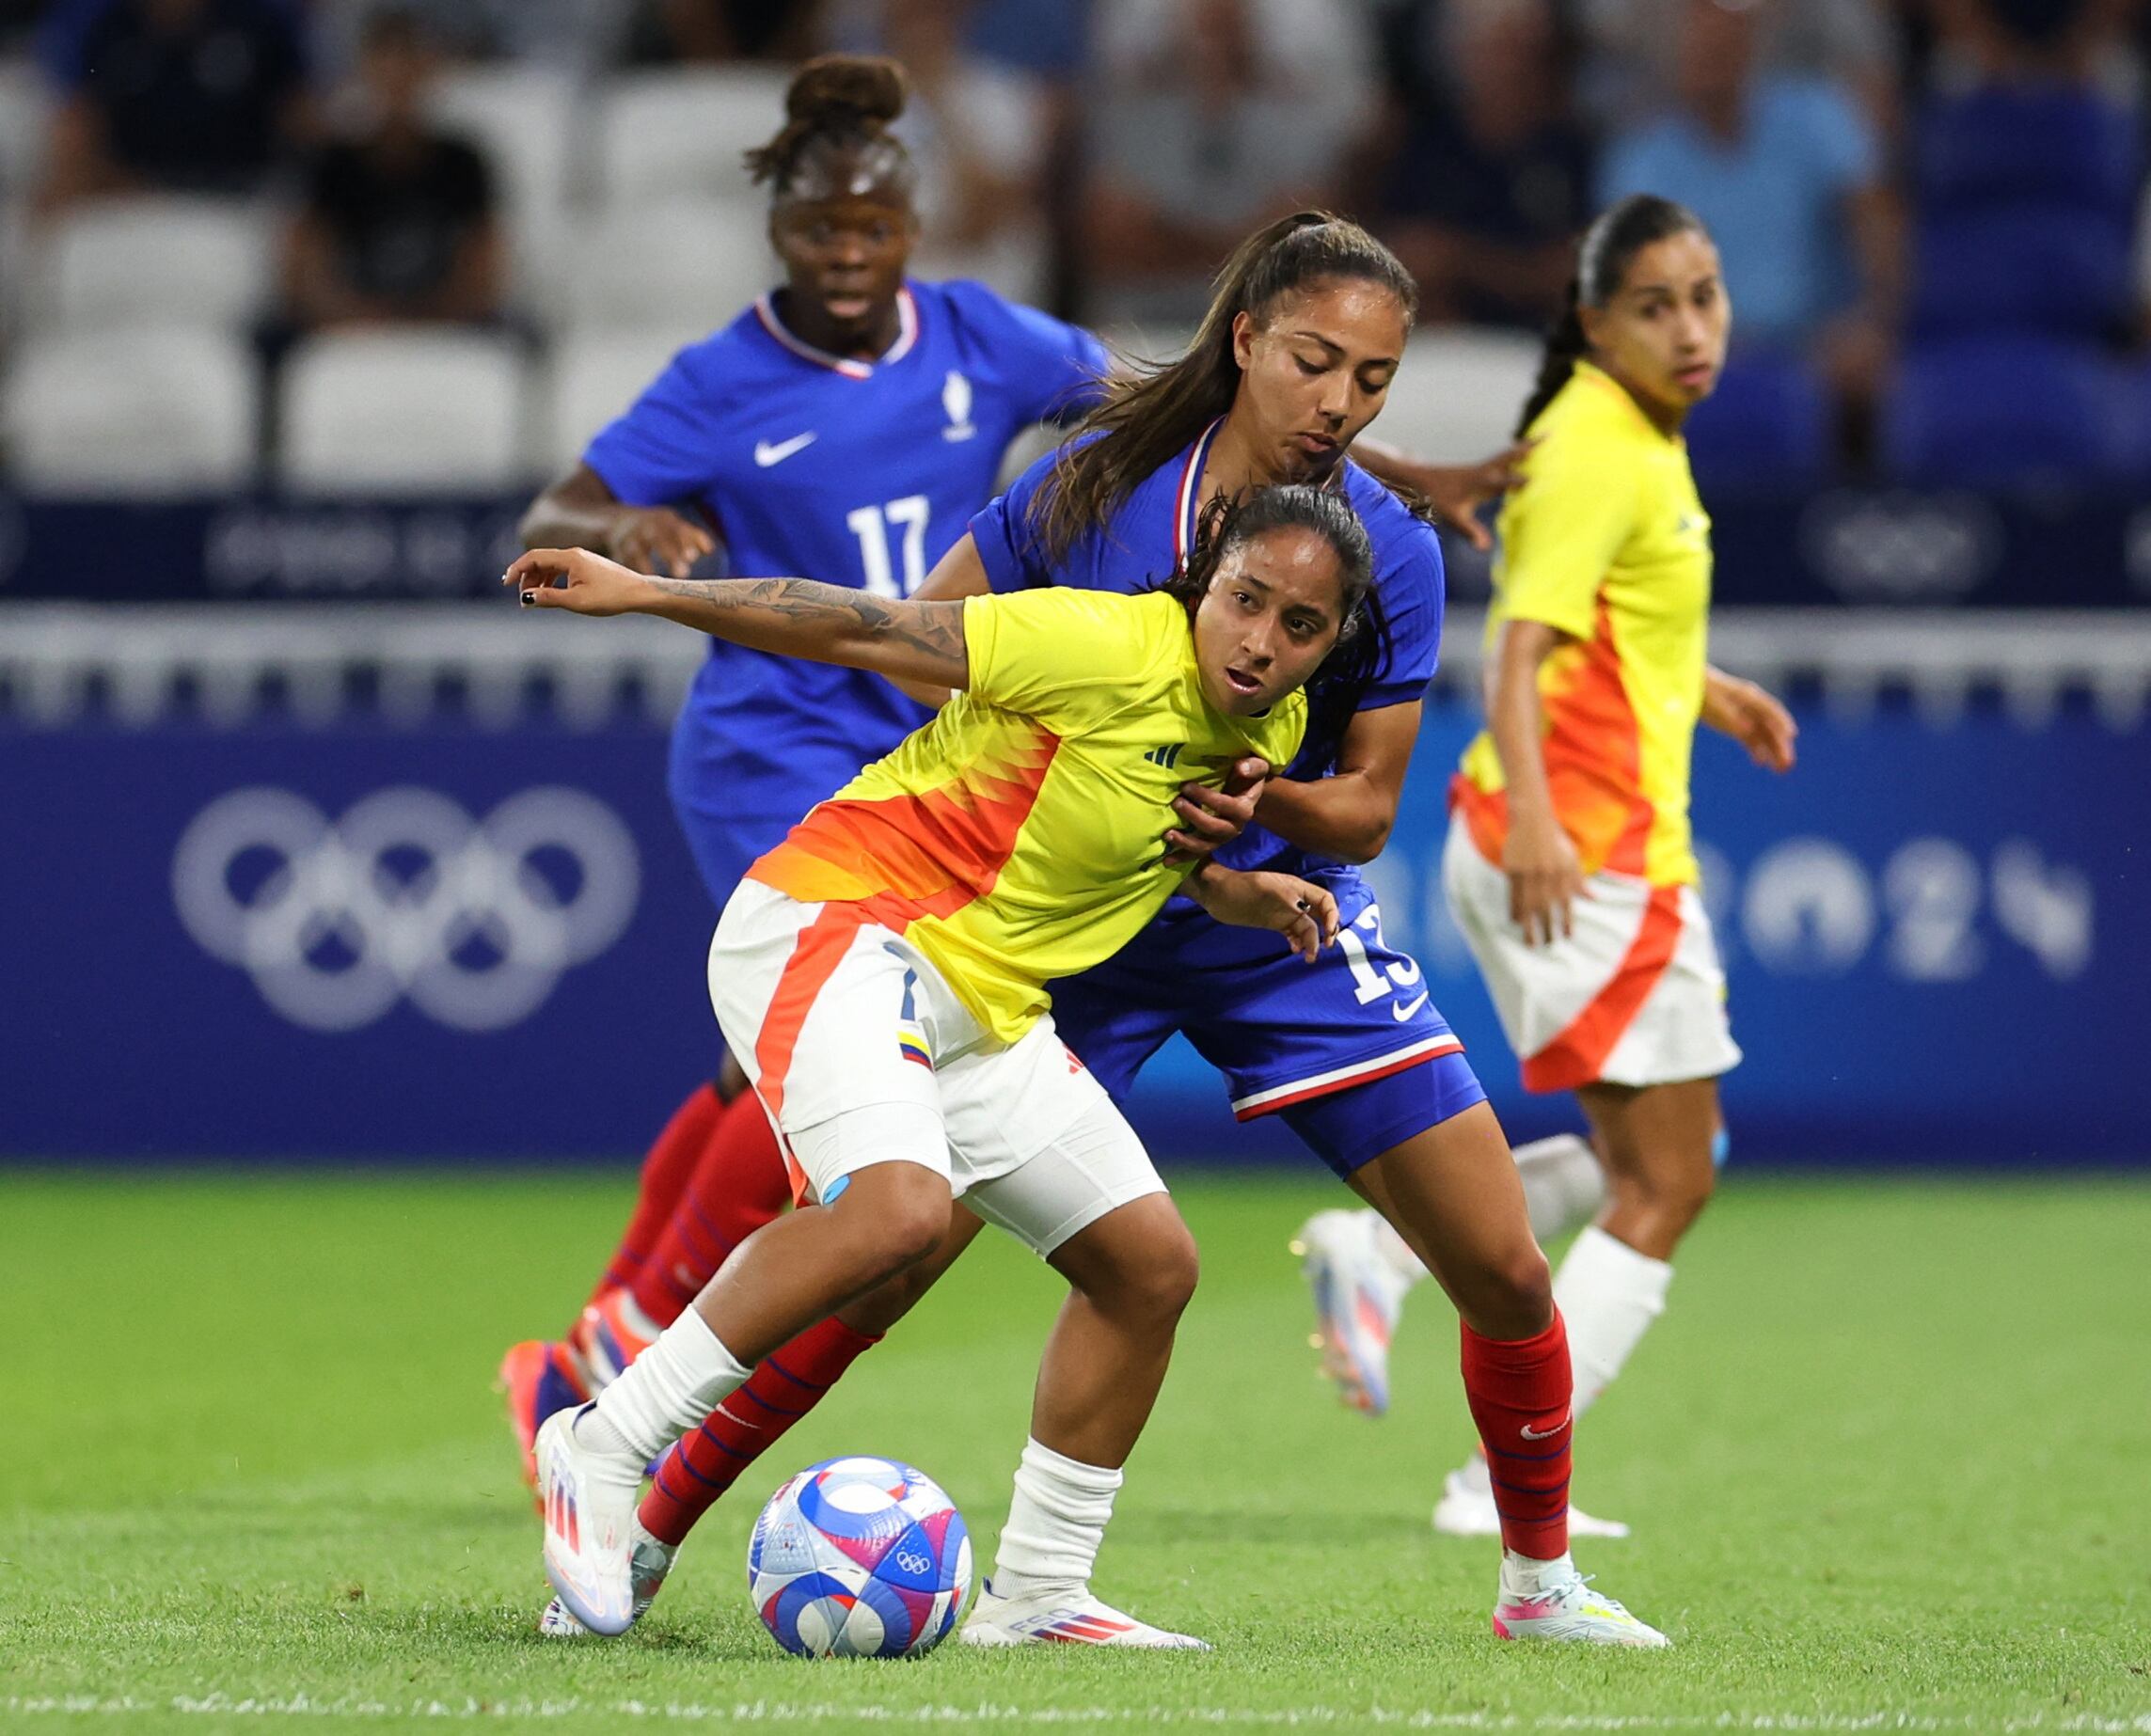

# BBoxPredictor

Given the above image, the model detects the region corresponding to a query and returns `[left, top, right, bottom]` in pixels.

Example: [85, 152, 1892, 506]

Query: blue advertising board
[2, 703, 2144, 1166]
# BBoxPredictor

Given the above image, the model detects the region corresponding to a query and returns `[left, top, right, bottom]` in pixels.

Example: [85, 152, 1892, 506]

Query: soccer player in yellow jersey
[505, 488, 1368, 1642]
[1306, 197, 1798, 1539]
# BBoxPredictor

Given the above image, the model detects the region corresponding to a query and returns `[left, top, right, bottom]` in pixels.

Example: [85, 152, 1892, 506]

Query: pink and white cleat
[1491, 1553, 1669, 1647]
[959, 1579, 1210, 1649]
[534, 1407, 646, 1636]
[537, 1524, 679, 1637]
[1290, 1208, 1413, 1416]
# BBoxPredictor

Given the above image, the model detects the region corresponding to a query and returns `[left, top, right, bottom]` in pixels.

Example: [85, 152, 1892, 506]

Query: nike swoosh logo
[753, 433, 817, 466]
[1391, 992, 1430, 1022]
[1520, 1415, 1570, 1441]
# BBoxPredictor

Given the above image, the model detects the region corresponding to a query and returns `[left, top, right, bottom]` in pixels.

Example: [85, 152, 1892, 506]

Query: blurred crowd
[2, 0, 2147, 491]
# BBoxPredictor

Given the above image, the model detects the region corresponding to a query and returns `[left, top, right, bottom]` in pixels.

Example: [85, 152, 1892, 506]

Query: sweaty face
[1583, 231, 1731, 426]
[1191, 527, 1349, 718]
[1231, 280, 1409, 484]
[768, 163, 916, 349]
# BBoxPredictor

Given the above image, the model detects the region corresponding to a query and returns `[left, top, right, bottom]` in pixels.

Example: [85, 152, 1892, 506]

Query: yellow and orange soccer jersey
[1454, 359, 1713, 887]
[748, 587, 1307, 1043]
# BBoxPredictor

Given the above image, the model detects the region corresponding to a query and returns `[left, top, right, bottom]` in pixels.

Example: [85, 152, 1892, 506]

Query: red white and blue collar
[1172, 418, 1226, 568]
[752, 285, 920, 380]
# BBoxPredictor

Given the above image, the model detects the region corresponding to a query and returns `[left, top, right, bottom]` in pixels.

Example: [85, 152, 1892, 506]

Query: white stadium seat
[278, 329, 530, 494]
[554, 197, 772, 335]
[1379, 327, 1544, 465]
[0, 59, 50, 196]
[432, 64, 577, 310]
[32, 196, 274, 336]
[597, 67, 792, 206]
[542, 328, 691, 471]
[3, 327, 256, 493]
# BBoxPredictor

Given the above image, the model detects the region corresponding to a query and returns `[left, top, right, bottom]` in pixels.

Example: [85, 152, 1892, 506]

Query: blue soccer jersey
[970, 420, 1478, 1169]
[584, 278, 1109, 902]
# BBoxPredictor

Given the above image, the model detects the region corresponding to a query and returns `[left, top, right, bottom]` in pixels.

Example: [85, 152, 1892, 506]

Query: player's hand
[506, 546, 663, 617]
[1416, 442, 1534, 552]
[1702, 669, 1798, 773]
[609, 506, 716, 578]
[1162, 756, 1271, 864]
[1503, 810, 1586, 947]
[1187, 866, 1339, 963]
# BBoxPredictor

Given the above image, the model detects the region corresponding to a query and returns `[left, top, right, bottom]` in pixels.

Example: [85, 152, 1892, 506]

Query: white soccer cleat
[536, 1523, 679, 1637]
[1431, 1460, 1630, 1539]
[958, 1578, 1210, 1649]
[1491, 1555, 1669, 1647]
[1290, 1207, 1413, 1416]
[534, 1406, 645, 1636]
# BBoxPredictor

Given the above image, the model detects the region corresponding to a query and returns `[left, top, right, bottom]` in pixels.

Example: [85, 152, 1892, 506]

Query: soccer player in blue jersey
[546, 213, 1668, 1651]
[501, 57, 1531, 1460]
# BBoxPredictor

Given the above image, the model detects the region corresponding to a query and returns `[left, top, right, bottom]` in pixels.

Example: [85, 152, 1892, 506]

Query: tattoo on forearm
[645, 576, 966, 672]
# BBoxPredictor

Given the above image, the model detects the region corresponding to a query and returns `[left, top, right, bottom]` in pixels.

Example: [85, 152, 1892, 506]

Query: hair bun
[784, 55, 908, 129]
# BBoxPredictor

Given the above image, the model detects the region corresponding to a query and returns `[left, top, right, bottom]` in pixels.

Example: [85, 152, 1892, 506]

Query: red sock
[627, 1091, 791, 1328]
[587, 1082, 726, 1306]
[1460, 1310, 1574, 1561]
[638, 1315, 882, 1546]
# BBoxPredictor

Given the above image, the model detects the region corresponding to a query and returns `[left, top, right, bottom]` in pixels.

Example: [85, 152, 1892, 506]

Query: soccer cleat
[536, 1523, 679, 1637]
[1432, 1460, 1631, 1539]
[534, 1406, 645, 1636]
[1290, 1207, 1412, 1416]
[958, 1578, 1210, 1650]
[498, 1340, 591, 1491]
[1491, 1555, 1669, 1647]
[569, 1289, 661, 1391]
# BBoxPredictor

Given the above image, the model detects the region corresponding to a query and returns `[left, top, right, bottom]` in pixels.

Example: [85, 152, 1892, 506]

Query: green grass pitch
[3, 1167, 2147, 1734]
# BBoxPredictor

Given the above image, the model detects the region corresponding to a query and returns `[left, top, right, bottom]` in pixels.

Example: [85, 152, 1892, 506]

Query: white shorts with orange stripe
[1441, 813, 1742, 1095]
[708, 879, 1165, 1257]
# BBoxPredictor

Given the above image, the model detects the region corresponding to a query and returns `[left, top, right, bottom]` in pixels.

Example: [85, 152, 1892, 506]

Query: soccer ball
[747, 1455, 973, 1658]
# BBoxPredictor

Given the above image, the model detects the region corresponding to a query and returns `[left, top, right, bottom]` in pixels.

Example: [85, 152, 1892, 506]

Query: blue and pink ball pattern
[748, 1456, 973, 1658]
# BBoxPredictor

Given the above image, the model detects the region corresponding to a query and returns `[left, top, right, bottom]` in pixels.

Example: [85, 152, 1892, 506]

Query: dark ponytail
[1516, 194, 1706, 437]
[746, 55, 915, 201]
[1034, 213, 1417, 565]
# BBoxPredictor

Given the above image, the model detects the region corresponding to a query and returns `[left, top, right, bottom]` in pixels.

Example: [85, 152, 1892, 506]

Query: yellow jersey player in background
[1302, 196, 1799, 1540]
[505, 486, 1365, 1647]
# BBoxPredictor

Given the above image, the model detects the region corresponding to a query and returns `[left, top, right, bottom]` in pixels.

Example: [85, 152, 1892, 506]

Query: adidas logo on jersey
[1142, 744, 1186, 768]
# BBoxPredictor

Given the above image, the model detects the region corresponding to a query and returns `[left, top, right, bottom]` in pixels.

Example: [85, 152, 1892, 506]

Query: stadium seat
[1374, 327, 1542, 465]
[1881, 339, 2133, 490]
[1910, 206, 2133, 341]
[597, 67, 792, 206]
[1, 327, 257, 493]
[277, 329, 531, 495]
[0, 58, 49, 196]
[1685, 353, 1831, 493]
[31, 197, 274, 336]
[432, 64, 577, 312]
[541, 329, 691, 470]
[555, 198, 774, 335]
[1915, 85, 2140, 221]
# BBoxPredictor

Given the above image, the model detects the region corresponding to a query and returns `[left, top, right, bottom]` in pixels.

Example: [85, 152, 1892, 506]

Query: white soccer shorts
[1441, 813, 1742, 1094]
[707, 879, 1165, 1257]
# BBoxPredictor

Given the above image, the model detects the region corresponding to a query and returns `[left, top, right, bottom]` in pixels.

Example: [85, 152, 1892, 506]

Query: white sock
[1552, 1225, 1672, 1418]
[581, 1307, 752, 1466]
[1501, 1546, 1577, 1590]
[989, 1438, 1122, 1601]
[1512, 1133, 1608, 1243]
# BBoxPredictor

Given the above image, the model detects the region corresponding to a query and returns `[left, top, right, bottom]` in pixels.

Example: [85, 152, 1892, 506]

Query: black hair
[745, 55, 916, 204]
[1160, 485, 1387, 757]
[1516, 194, 1708, 437]
[1035, 213, 1417, 566]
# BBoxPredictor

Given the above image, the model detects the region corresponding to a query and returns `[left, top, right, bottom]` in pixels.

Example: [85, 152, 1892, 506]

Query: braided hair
[745, 55, 917, 204]
[1516, 195, 1706, 438]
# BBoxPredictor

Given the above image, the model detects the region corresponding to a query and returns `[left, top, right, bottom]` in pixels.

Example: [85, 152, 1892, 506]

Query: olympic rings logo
[172, 786, 640, 1033]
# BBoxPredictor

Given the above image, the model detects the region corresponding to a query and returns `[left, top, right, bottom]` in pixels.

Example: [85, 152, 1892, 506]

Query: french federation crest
[942, 371, 976, 442]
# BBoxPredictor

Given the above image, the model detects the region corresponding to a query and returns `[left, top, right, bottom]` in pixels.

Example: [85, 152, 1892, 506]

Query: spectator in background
[277, 7, 502, 331]
[623, 0, 819, 62]
[1599, 0, 1903, 451]
[36, 0, 316, 211]
[1078, 0, 1375, 326]
[1371, 0, 1593, 332]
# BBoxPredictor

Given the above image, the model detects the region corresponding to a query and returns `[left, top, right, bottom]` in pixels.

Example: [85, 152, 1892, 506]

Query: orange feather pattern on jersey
[1454, 601, 1652, 876]
[749, 726, 1062, 923]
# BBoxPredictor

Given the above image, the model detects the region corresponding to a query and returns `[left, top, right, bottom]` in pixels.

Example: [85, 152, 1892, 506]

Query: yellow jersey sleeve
[1494, 402, 1641, 642]
[960, 588, 1166, 732]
